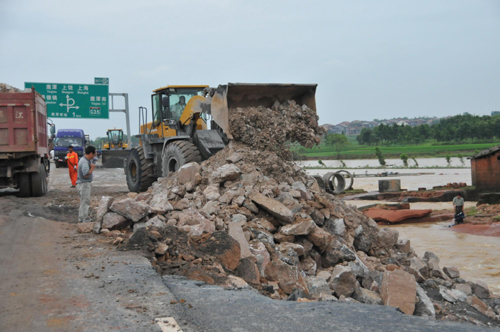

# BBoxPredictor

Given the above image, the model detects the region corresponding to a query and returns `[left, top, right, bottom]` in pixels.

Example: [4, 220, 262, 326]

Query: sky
[1, 0, 500, 139]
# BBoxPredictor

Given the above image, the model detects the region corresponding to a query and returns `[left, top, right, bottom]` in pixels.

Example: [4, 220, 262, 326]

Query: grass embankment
[293, 136, 500, 160]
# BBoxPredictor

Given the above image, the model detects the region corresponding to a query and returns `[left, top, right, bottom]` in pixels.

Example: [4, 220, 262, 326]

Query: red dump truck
[0, 87, 50, 196]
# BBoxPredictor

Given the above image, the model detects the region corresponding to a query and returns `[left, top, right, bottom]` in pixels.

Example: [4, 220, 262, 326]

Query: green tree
[445, 154, 451, 166]
[412, 157, 419, 167]
[400, 153, 408, 167]
[326, 133, 350, 159]
[375, 147, 386, 166]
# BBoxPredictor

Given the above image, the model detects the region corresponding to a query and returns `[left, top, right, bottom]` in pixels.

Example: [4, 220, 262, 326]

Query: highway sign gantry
[25, 79, 109, 119]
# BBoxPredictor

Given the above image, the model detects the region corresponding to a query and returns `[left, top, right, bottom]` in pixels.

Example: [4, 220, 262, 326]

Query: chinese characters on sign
[24, 79, 109, 119]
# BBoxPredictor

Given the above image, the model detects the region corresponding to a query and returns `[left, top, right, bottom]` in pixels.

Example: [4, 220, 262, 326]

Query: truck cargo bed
[0, 89, 48, 157]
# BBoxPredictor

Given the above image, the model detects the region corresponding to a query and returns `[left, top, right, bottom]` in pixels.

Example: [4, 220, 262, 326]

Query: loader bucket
[102, 149, 130, 168]
[210, 83, 317, 140]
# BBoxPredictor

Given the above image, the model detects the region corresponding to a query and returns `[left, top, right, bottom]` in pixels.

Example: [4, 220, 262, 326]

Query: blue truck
[53, 129, 86, 168]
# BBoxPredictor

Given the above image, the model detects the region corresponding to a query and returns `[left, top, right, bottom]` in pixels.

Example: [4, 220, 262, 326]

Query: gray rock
[324, 218, 346, 237]
[377, 228, 399, 248]
[226, 153, 242, 164]
[210, 164, 241, 184]
[443, 266, 460, 279]
[203, 184, 221, 201]
[133, 222, 146, 232]
[423, 251, 446, 279]
[471, 280, 491, 299]
[102, 212, 130, 230]
[306, 277, 331, 299]
[228, 221, 252, 259]
[348, 256, 370, 278]
[299, 256, 317, 276]
[329, 267, 357, 298]
[231, 214, 247, 223]
[232, 195, 245, 207]
[439, 286, 457, 303]
[454, 283, 472, 296]
[316, 270, 332, 282]
[145, 215, 167, 228]
[94, 196, 114, 233]
[353, 233, 372, 253]
[280, 219, 316, 236]
[318, 294, 339, 302]
[177, 162, 201, 185]
[353, 287, 383, 305]
[414, 285, 435, 317]
[362, 270, 383, 290]
[149, 191, 174, 214]
[323, 243, 356, 267]
[110, 198, 150, 222]
[396, 238, 411, 253]
[202, 200, 219, 216]
[409, 256, 428, 281]
[250, 192, 294, 224]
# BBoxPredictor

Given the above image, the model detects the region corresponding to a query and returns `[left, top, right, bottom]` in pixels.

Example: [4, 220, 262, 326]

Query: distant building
[470, 145, 500, 191]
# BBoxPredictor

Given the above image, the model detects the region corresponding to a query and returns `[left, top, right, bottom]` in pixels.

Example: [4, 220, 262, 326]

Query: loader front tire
[126, 146, 155, 193]
[162, 141, 201, 178]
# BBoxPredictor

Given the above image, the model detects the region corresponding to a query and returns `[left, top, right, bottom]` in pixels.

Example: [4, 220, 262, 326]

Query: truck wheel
[162, 140, 201, 177]
[18, 173, 31, 197]
[126, 146, 155, 193]
[55, 162, 61, 168]
[31, 164, 46, 197]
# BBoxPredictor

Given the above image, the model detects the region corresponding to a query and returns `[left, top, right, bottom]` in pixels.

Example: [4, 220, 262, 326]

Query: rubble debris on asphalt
[89, 101, 499, 327]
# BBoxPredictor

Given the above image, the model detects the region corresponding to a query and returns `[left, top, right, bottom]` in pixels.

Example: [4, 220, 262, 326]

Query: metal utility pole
[109, 93, 132, 147]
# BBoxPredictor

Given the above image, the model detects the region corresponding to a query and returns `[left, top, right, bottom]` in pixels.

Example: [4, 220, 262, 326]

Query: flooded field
[306, 168, 471, 192]
[299, 157, 468, 168]
[304, 162, 499, 295]
[390, 221, 500, 295]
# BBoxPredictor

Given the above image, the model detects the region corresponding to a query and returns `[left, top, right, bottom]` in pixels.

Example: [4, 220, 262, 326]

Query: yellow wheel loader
[125, 83, 317, 192]
[102, 128, 130, 168]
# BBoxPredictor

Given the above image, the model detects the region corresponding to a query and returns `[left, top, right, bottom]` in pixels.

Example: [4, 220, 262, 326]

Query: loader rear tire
[126, 146, 155, 193]
[162, 140, 202, 178]
[18, 173, 31, 197]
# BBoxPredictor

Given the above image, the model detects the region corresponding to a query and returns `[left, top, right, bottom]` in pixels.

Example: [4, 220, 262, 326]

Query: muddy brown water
[388, 221, 500, 295]
[305, 165, 499, 296]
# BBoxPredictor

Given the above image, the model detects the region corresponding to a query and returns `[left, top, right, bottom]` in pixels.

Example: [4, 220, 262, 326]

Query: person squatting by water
[453, 194, 465, 214]
[77, 146, 96, 223]
[66, 145, 78, 188]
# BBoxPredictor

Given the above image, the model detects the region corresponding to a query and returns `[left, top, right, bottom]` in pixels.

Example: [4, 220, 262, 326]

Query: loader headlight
[167, 120, 177, 126]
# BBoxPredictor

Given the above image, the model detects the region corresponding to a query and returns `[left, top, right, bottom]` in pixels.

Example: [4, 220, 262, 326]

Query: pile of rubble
[0, 83, 23, 93]
[92, 142, 499, 325]
[228, 100, 325, 160]
[90, 99, 498, 325]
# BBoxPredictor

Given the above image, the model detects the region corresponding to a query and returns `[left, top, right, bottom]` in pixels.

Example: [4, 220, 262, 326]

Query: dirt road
[0, 165, 179, 332]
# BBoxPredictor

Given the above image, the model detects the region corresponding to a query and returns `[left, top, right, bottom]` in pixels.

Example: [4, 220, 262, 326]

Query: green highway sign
[94, 77, 109, 85]
[24, 79, 109, 119]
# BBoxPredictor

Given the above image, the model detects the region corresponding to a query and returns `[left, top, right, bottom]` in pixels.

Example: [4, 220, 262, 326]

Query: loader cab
[151, 85, 208, 138]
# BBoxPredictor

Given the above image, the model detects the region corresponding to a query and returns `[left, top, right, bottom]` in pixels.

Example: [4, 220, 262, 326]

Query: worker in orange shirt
[66, 145, 79, 188]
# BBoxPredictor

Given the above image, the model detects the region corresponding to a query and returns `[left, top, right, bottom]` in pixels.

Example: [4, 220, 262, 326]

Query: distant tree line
[356, 114, 500, 145]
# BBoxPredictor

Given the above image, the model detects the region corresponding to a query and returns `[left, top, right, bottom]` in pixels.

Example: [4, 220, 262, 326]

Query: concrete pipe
[335, 170, 354, 191]
[322, 172, 346, 195]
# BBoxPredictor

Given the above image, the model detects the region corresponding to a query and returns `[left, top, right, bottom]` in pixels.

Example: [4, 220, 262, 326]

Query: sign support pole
[109, 93, 131, 147]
